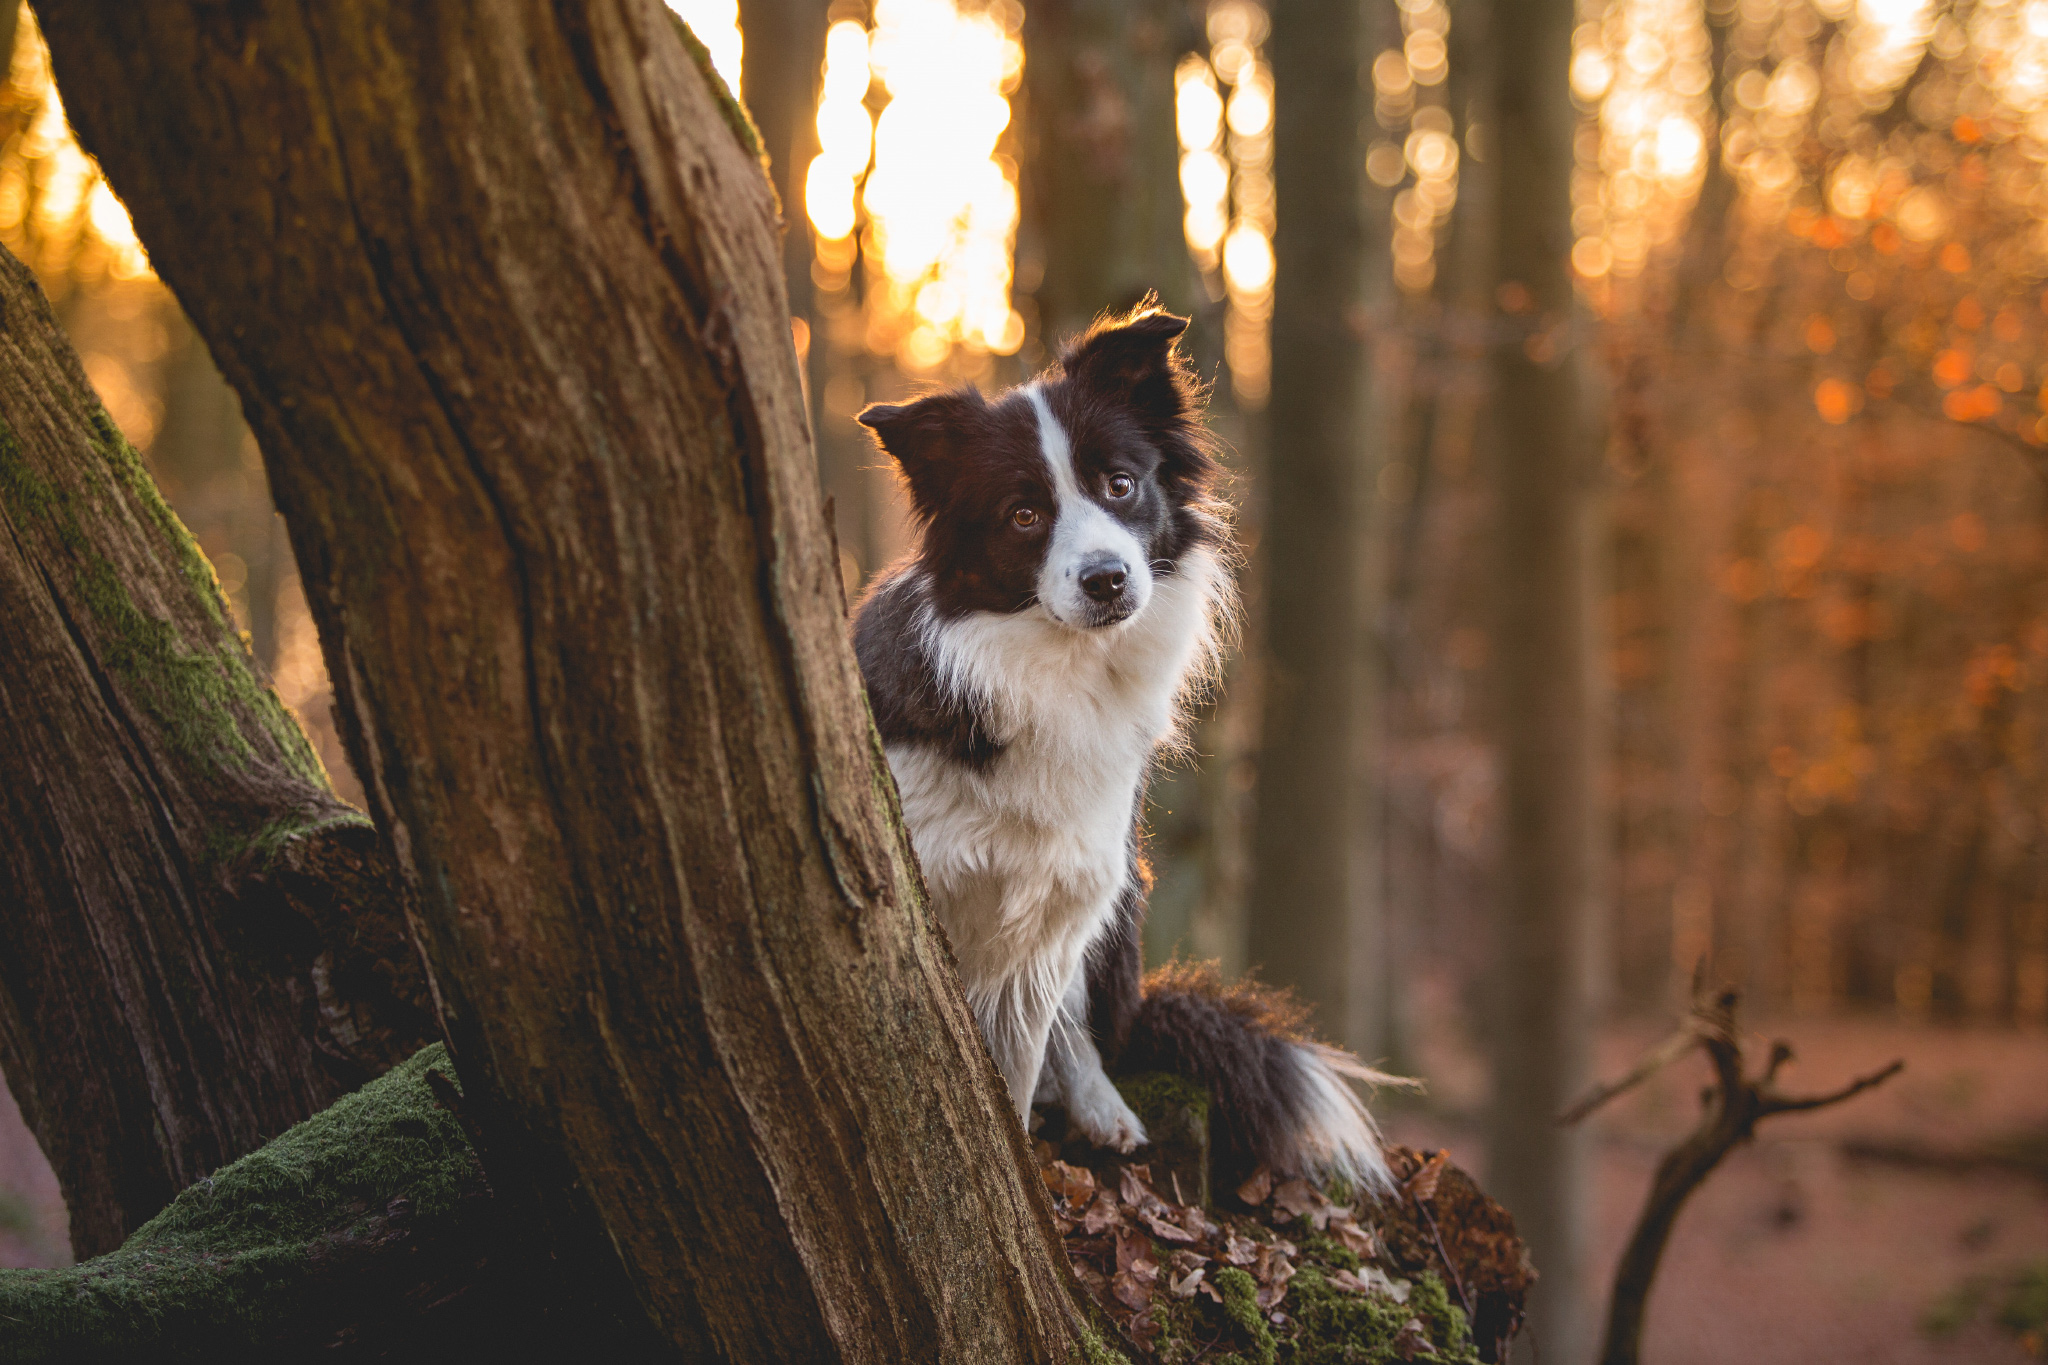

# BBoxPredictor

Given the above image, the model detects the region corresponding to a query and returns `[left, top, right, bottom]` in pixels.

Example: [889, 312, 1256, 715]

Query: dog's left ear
[1062, 305, 1193, 420]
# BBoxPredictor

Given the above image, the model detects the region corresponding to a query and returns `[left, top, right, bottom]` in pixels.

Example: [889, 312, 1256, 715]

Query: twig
[1556, 1024, 1704, 1126]
[1592, 984, 1904, 1365]
[1409, 1173, 1474, 1321]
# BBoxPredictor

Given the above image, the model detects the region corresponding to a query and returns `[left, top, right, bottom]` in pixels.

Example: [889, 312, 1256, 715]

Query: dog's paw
[1073, 1091, 1148, 1154]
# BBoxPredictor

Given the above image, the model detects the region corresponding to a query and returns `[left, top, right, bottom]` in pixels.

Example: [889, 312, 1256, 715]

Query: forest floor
[3, 1010, 2044, 1363]
[1392, 983, 2048, 1363]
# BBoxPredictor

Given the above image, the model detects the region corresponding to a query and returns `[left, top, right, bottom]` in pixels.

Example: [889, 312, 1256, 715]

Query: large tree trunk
[1246, 0, 1376, 1053]
[1482, 0, 1598, 1359]
[0, 245, 433, 1258]
[38, 3, 1086, 1359]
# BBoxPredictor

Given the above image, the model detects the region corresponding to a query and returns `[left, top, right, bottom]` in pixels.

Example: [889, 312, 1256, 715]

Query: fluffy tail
[1120, 961, 1405, 1194]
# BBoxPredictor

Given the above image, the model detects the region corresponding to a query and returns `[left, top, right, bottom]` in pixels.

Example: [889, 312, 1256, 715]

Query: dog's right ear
[857, 390, 982, 515]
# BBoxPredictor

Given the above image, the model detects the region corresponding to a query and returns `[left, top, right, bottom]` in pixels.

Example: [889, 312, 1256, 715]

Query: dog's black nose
[1080, 561, 1128, 602]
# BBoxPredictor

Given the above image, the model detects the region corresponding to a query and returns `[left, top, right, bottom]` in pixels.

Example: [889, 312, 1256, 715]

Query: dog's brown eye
[1108, 474, 1134, 499]
[1012, 507, 1040, 529]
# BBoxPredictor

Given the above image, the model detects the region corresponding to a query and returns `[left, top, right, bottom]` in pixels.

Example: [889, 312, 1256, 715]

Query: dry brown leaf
[1140, 1210, 1198, 1243]
[1112, 1269, 1153, 1313]
[1330, 1215, 1377, 1259]
[1252, 1244, 1296, 1291]
[1404, 1149, 1448, 1205]
[1271, 1178, 1320, 1222]
[1115, 1228, 1159, 1280]
[1237, 1165, 1274, 1206]
[1392, 1316, 1438, 1358]
[1043, 1160, 1096, 1205]
[1256, 1278, 1289, 1310]
[1118, 1164, 1167, 1216]
[1325, 1268, 1370, 1294]
[1081, 1191, 1120, 1236]
[1177, 1203, 1222, 1240]
[1220, 1231, 1260, 1266]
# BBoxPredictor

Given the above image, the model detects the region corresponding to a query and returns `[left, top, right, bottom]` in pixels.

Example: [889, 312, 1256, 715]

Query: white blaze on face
[1024, 387, 1152, 629]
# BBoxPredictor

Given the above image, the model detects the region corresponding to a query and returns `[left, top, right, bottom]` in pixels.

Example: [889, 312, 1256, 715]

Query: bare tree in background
[1247, 0, 1380, 1059]
[1482, 0, 1600, 1358]
[1021, 0, 1201, 343]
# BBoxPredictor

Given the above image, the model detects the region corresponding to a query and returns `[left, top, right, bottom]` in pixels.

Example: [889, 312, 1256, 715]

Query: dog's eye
[1011, 507, 1040, 529]
[1107, 473, 1134, 499]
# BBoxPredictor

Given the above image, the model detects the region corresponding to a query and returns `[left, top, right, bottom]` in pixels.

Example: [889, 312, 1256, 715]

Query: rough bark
[1246, 0, 1374, 1051]
[1481, 0, 1598, 1360]
[0, 245, 433, 1258]
[1022, 0, 1202, 341]
[38, 4, 1085, 1359]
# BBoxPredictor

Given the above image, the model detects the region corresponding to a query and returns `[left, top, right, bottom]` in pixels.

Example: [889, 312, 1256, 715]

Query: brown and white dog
[853, 304, 1392, 1187]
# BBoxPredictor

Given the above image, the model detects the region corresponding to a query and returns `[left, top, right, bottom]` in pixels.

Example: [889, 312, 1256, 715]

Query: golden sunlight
[664, 0, 744, 93]
[859, 0, 1026, 368]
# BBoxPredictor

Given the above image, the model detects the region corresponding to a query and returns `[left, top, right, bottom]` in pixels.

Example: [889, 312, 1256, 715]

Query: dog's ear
[1062, 303, 1193, 423]
[857, 389, 983, 515]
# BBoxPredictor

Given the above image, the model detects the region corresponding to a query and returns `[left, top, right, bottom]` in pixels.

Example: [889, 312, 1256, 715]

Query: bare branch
[1557, 1025, 1701, 1126]
[1597, 987, 1904, 1365]
[1760, 1059, 1906, 1118]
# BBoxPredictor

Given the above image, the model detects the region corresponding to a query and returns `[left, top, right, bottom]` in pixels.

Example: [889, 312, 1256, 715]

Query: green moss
[1214, 1267, 1277, 1365]
[1274, 1268, 1481, 1365]
[2, 407, 328, 788]
[1073, 1322, 1134, 1365]
[88, 406, 229, 630]
[1293, 1226, 1362, 1274]
[1113, 1071, 1212, 1119]
[211, 806, 373, 874]
[665, 10, 766, 169]
[0, 1047, 478, 1361]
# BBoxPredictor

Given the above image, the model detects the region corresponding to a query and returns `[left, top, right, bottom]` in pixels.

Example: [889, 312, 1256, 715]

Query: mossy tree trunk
[37, 3, 1086, 1359]
[0, 245, 433, 1259]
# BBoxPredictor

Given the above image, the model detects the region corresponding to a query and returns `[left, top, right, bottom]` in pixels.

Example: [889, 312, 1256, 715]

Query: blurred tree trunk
[737, 0, 833, 462]
[0, 245, 433, 1258]
[738, 0, 828, 332]
[1022, 0, 1200, 341]
[150, 302, 287, 669]
[1482, 0, 1598, 1359]
[1247, 0, 1376, 1055]
[39, 2, 1086, 1358]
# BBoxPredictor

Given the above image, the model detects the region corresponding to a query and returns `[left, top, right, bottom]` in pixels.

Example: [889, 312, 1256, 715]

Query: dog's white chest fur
[886, 548, 1223, 1009]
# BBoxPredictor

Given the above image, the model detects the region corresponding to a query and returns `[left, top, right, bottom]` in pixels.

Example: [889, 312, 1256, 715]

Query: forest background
[0, 0, 2043, 1361]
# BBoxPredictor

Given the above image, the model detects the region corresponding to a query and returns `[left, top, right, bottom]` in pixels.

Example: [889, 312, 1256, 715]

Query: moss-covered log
[0, 244, 433, 1258]
[0, 1047, 597, 1363]
[36, 3, 1086, 1358]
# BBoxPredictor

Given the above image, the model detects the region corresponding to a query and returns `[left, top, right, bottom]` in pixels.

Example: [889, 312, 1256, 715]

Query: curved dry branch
[1565, 983, 1905, 1365]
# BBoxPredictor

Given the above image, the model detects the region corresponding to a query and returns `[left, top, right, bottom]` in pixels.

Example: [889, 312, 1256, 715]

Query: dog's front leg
[974, 971, 1065, 1126]
[1036, 962, 1147, 1152]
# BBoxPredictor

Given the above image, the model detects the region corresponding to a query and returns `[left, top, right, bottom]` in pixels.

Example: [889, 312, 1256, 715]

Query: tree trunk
[38, 4, 1086, 1359]
[1022, 0, 1202, 341]
[1482, 0, 1598, 1359]
[0, 245, 433, 1259]
[1247, 0, 1375, 1054]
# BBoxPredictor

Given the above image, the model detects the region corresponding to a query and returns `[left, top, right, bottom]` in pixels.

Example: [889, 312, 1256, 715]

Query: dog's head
[858, 305, 1222, 629]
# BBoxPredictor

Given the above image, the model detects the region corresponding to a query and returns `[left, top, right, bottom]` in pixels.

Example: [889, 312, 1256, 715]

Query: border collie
[853, 305, 1392, 1189]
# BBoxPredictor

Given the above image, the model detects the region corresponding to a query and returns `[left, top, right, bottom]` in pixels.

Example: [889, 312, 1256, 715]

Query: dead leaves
[1039, 1143, 1525, 1361]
